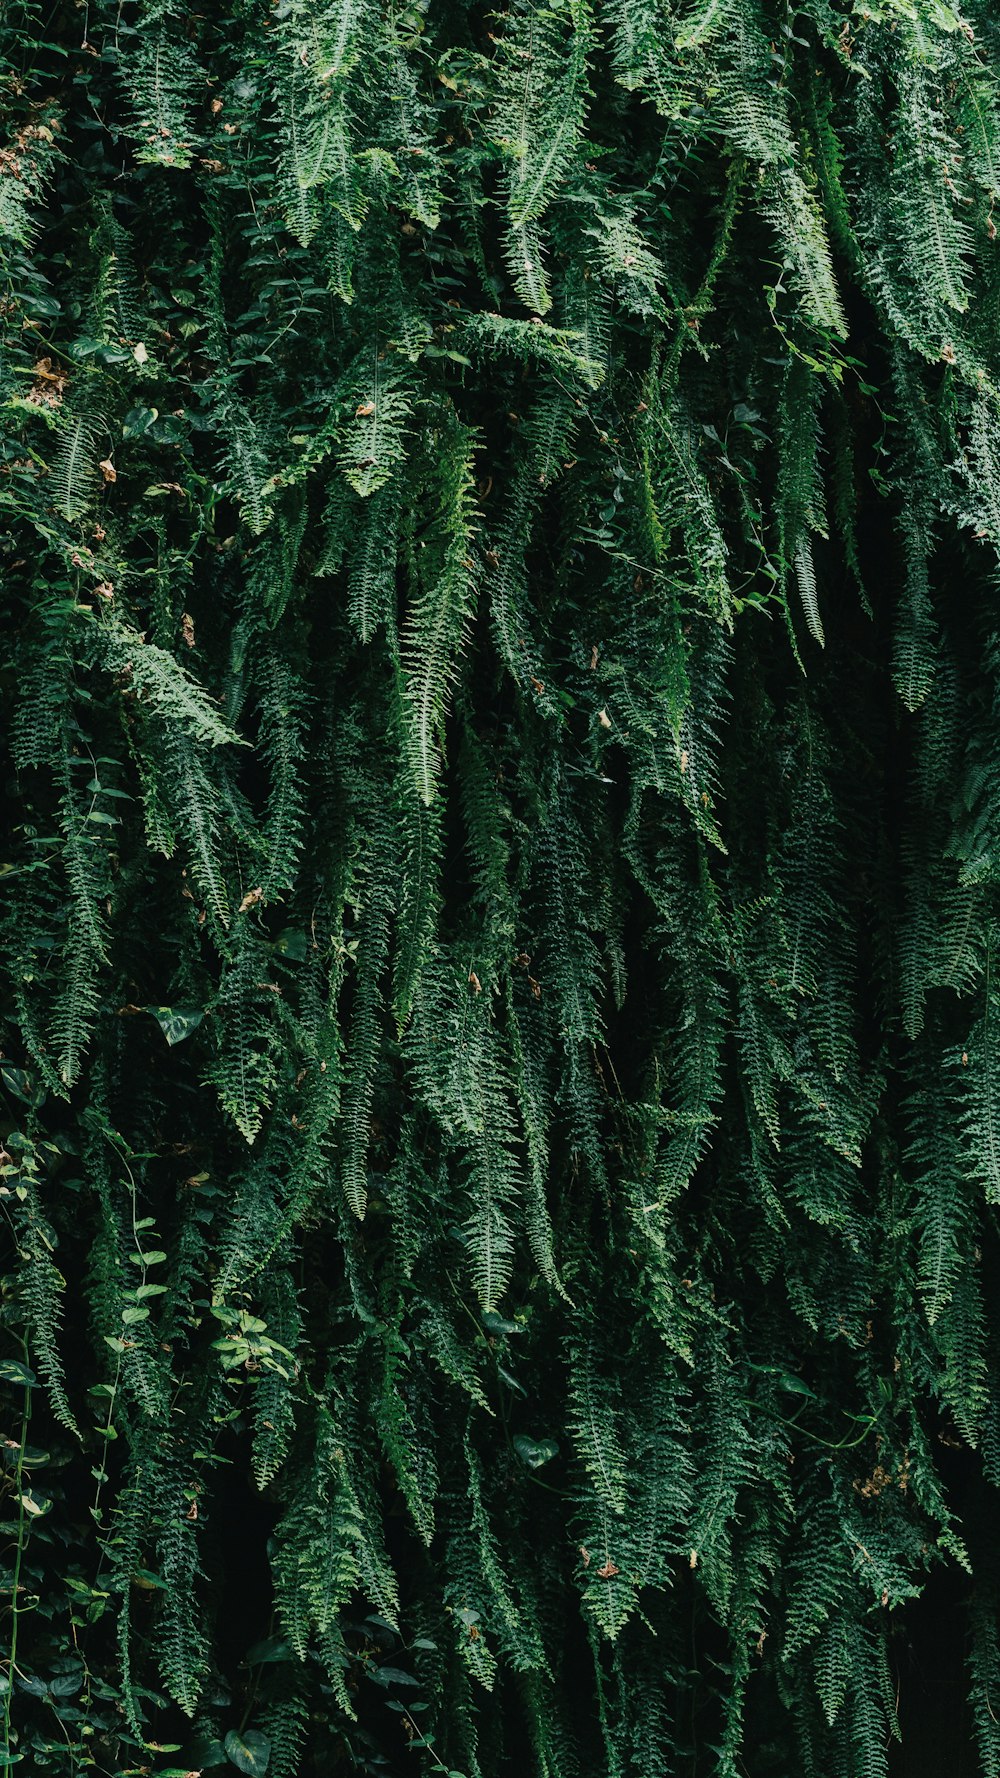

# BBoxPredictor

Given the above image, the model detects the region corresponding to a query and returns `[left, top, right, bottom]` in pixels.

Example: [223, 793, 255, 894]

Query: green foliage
[7, 1, 1000, 1774]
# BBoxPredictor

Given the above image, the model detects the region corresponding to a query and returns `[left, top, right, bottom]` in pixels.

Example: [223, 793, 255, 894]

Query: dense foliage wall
[7, 0, 1000, 1772]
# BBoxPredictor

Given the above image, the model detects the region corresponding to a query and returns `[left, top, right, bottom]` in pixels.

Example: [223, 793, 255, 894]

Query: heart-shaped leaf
[513, 1434, 559, 1470]
[146, 1005, 205, 1046]
[368, 1665, 420, 1688]
[0, 1360, 36, 1389]
[245, 1635, 293, 1666]
[225, 1728, 271, 1775]
[0, 1063, 44, 1106]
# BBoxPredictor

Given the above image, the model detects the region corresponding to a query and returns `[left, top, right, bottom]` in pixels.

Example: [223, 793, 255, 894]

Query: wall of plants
[5, 0, 1000, 1772]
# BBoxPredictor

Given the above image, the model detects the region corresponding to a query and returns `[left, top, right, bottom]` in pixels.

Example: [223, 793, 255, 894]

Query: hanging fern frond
[491, 0, 592, 311]
[335, 351, 411, 496]
[400, 417, 479, 803]
[50, 412, 102, 522]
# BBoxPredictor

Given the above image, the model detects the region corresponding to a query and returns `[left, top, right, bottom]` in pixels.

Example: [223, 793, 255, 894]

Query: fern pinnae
[674, 0, 731, 51]
[493, 0, 592, 311]
[392, 785, 442, 1033]
[401, 418, 479, 804]
[336, 347, 411, 497]
[760, 168, 848, 340]
[18, 1181, 81, 1434]
[466, 1120, 519, 1314]
[568, 1334, 629, 1517]
[162, 728, 232, 930]
[51, 412, 100, 522]
[794, 537, 825, 648]
[339, 813, 396, 1218]
[961, 937, 1000, 1204]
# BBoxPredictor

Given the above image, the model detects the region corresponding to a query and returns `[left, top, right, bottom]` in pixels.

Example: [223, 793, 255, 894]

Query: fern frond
[91, 613, 242, 748]
[460, 309, 604, 386]
[892, 498, 938, 710]
[160, 727, 232, 929]
[0, 105, 63, 245]
[906, 1082, 972, 1324]
[491, 0, 592, 310]
[761, 168, 848, 339]
[957, 938, 1000, 1204]
[345, 481, 401, 639]
[336, 352, 411, 496]
[17, 1181, 80, 1433]
[218, 395, 273, 535]
[119, 9, 203, 170]
[641, 375, 733, 624]
[777, 356, 827, 644]
[401, 417, 479, 803]
[209, 929, 282, 1142]
[50, 412, 101, 521]
[969, 1592, 1000, 1778]
[339, 807, 395, 1217]
[255, 647, 309, 899]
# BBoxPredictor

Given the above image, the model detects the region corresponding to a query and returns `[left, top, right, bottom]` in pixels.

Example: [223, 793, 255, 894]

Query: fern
[969, 1592, 1000, 1778]
[159, 726, 232, 929]
[491, 0, 592, 312]
[50, 412, 101, 522]
[339, 803, 395, 1218]
[892, 496, 938, 710]
[760, 168, 848, 340]
[119, 10, 203, 170]
[91, 613, 242, 748]
[16, 1181, 80, 1434]
[335, 350, 411, 496]
[254, 646, 309, 899]
[957, 935, 1000, 1204]
[209, 928, 283, 1142]
[0, 104, 62, 245]
[777, 355, 828, 646]
[401, 417, 479, 803]
[641, 371, 733, 624]
[459, 309, 604, 386]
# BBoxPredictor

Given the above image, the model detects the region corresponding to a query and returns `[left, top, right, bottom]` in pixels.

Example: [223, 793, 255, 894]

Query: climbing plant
[4, 0, 1000, 1772]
